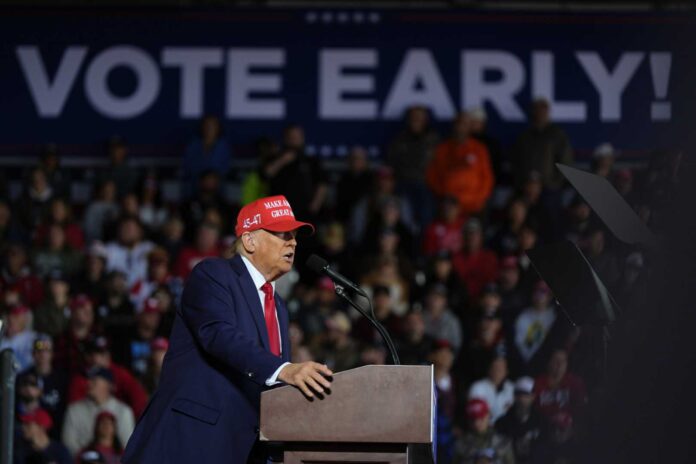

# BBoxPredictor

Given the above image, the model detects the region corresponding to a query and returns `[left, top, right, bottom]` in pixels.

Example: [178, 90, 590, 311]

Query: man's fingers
[309, 362, 333, 377]
[311, 370, 332, 389]
[305, 377, 324, 394]
[280, 362, 333, 398]
[317, 364, 333, 377]
[296, 379, 314, 398]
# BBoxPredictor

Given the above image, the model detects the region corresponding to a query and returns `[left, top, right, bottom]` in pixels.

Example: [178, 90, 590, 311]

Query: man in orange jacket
[427, 112, 495, 215]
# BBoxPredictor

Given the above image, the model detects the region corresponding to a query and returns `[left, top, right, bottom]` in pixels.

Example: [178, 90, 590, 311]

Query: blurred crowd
[0, 98, 679, 464]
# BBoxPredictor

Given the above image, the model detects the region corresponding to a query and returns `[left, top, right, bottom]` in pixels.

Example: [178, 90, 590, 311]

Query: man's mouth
[282, 252, 294, 262]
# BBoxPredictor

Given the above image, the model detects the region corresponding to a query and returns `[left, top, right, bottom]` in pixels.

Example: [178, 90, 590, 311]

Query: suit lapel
[229, 255, 270, 351]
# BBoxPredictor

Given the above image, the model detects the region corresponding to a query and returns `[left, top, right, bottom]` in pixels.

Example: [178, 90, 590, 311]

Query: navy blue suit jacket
[122, 255, 290, 464]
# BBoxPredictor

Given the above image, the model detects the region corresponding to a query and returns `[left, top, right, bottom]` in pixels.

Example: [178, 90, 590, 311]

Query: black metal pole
[334, 285, 401, 366]
[0, 349, 17, 464]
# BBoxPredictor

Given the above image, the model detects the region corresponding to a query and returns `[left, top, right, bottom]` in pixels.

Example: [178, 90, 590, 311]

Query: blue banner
[1, 8, 693, 159]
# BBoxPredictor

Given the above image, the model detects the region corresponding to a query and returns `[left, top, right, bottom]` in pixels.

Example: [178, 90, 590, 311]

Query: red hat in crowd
[150, 337, 170, 352]
[96, 410, 117, 424]
[9, 305, 30, 316]
[466, 398, 490, 420]
[376, 166, 394, 180]
[317, 276, 335, 292]
[19, 408, 53, 430]
[500, 256, 518, 270]
[141, 298, 160, 314]
[433, 339, 453, 351]
[551, 411, 574, 430]
[235, 195, 314, 237]
[70, 294, 92, 310]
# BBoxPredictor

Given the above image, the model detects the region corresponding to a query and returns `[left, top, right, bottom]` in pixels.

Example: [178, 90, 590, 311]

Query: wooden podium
[260, 365, 434, 464]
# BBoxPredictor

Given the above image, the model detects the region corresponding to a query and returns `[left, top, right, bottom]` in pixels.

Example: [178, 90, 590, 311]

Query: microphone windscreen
[306, 254, 328, 273]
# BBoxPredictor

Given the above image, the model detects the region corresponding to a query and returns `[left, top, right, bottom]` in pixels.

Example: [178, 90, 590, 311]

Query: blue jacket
[122, 255, 290, 464]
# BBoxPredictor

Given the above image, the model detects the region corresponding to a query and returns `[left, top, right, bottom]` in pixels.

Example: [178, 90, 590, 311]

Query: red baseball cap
[70, 294, 92, 310]
[150, 337, 170, 352]
[141, 298, 160, 314]
[500, 255, 518, 270]
[433, 339, 453, 351]
[551, 411, 574, 429]
[376, 166, 394, 180]
[19, 408, 53, 430]
[466, 398, 490, 420]
[235, 195, 314, 237]
[9, 305, 30, 316]
[95, 410, 116, 424]
[317, 276, 335, 291]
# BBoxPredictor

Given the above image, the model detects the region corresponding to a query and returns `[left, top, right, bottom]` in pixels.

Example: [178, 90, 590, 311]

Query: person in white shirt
[469, 356, 515, 424]
[0, 305, 36, 371]
[62, 367, 134, 456]
[104, 216, 154, 288]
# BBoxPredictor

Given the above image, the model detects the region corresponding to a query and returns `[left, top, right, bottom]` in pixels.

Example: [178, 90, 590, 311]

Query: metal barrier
[0, 349, 16, 464]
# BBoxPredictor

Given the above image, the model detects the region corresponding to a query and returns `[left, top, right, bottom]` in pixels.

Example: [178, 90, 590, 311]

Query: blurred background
[0, 1, 694, 463]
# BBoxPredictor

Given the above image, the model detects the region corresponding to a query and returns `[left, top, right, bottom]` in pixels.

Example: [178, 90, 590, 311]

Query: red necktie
[261, 283, 281, 356]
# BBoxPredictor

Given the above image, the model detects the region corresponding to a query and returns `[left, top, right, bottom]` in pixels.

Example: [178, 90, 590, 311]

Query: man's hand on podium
[278, 362, 333, 399]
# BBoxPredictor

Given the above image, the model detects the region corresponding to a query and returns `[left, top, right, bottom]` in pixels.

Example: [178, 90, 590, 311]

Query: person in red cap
[79, 410, 123, 464]
[15, 408, 72, 464]
[128, 246, 183, 316]
[123, 195, 333, 464]
[67, 335, 149, 418]
[453, 399, 515, 464]
[53, 294, 98, 375]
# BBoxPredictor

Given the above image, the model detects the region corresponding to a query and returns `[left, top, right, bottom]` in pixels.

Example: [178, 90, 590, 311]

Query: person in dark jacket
[387, 105, 440, 228]
[14, 408, 72, 464]
[496, 377, 546, 463]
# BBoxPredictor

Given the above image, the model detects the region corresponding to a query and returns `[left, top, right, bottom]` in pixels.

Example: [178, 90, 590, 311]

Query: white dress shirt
[240, 255, 289, 386]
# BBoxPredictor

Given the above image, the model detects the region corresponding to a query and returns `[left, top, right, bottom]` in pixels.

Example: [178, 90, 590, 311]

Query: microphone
[306, 255, 367, 296]
[306, 254, 400, 365]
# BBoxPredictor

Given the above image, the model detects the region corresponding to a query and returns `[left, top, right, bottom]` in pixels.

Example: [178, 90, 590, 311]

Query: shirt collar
[240, 255, 276, 292]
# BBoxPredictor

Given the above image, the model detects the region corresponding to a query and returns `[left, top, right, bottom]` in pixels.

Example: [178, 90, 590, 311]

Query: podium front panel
[260, 365, 434, 444]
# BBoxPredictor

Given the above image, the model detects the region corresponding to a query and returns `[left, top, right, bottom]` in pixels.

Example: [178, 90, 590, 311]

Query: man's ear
[241, 232, 256, 253]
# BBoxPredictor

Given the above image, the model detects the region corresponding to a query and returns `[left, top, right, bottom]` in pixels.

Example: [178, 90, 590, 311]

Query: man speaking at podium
[123, 195, 333, 464]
